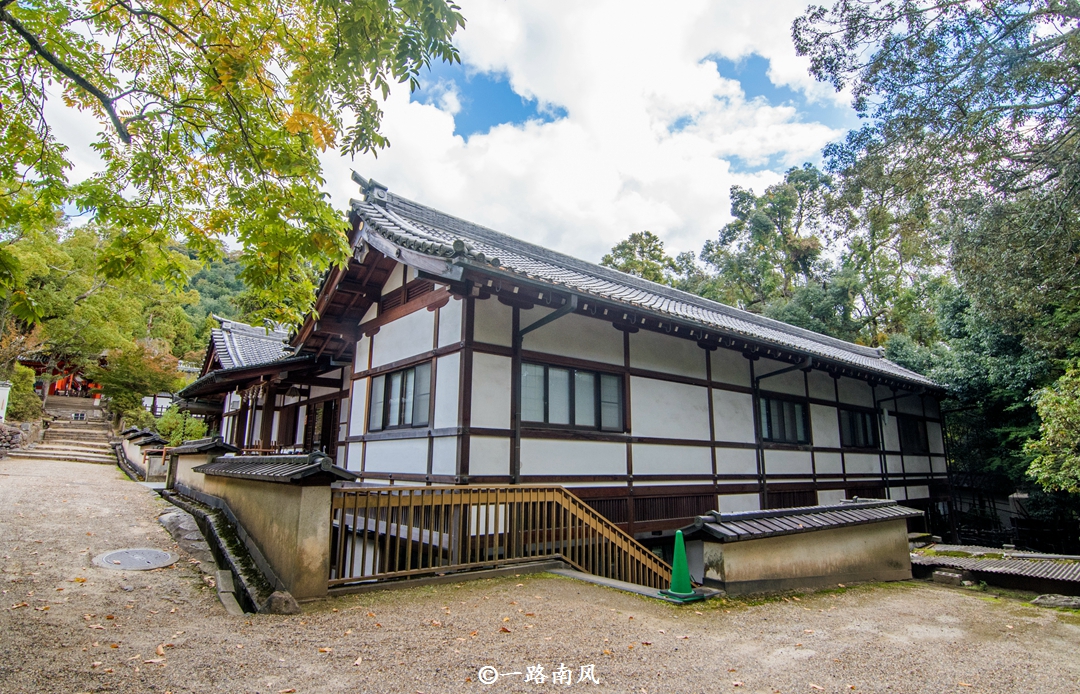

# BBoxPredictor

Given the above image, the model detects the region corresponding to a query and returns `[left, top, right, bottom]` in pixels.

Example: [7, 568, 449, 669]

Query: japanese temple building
[179, 176, 950, 539]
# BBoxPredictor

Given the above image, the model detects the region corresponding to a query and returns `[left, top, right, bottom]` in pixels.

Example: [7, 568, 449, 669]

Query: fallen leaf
[602, 649, 612, 656]
[792, 597, 801, 601]
[431, 620, 441, 627]
[837, 584, 846, 588]
[105, 615, 114, 620]
[156, 645, 165, 656]
[169, 608, 177, 614]
[72, 577, 86, 583]
[236, 644, 244, 649]
[499, 627, 511, 633]
[91, 662, 102, 668]
[804, 629, 814, 634]
[8, 603, 28, 609]
[469, 630, 478, 637]
[110, 644, 119, 649]
[318, 647, 332, 653]
[694, 610, 702, 615]
[628, 644, 634, 650]
[732, 682, 743, 687]
[367, 612, 375, 617]
[958, 684, 972, 688]
[811, 685, 825, 691]
[641, 641, 652, 646]
[34, 606, 49, 611]
[279, 690, 296, 693]
[144, 659, 165, 664]
[502, 617, 510, 622]
[88, 625, 105, 630]
[525, 612, 535, 616]
[375, 623, 381, 628]
[353, 656, 363, 666]
[658, 629, 666, 634]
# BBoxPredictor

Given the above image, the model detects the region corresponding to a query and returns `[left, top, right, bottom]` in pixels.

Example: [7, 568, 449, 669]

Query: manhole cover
[93, 548, 177, 570]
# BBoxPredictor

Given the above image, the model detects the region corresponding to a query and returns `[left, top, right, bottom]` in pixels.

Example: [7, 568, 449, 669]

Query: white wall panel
[886, 455, 904, 474]
[381, 262, 405, 295]
[807, 370, 836, 400]
[631, 377, 710, 440]
[473, 298, 513, 347]
[471, 353, 511, 429]
[522, 310, 623, 366]
[846, 453, 881, 475]
[906, 456, 931, 474]
[630, 329, 705, 378]
[431, 437, 457, 476]
[371, 308, 435, 367]
[837, 377, 874, 407]
[470, 436, 510, 476]
[711, 349, 750, 387]
[719, 493, 760, 513]
[632, 444, 711, 475]
[345, 442, 363, 471]
[349, 379, 368, 436]
[816, 452, 843, 475]
[364, 438, 427, 474]
[810, 404, 840, 448]
[931, 456, 947, 474]
[881, 412, 900, 450]
[713, 390, 756, 443]
[434, 353, 460, 429]
[756, 358, 804, 396]
[906, 485, 930, 500]
[354, 336, 371, 373]
[889, 486, 908, 501]
[438, 296, 463, 348]
[520, 439, 626, 476]
[818, 489, 847, 505]
[715, 447, 758, 475]
[764, 450, 813, 474]
[897, 394, 923, 415]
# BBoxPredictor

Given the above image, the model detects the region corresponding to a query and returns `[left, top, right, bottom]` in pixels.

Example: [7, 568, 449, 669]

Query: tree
[600, 231, 678, 284]
[87, 340, 183, 417]
[793, 0, 1080, 355]
[1, 0, 465, 325]
[156, 404, 207, 445]
[3, 362, 41, 421]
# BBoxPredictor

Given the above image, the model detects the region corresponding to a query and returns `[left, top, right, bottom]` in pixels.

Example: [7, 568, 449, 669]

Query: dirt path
[2, 457, 1079, 693]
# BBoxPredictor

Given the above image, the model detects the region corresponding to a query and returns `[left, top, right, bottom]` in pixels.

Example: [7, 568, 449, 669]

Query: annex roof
[681, 499, 923, 543]
[193, 452, 357, 485]
[348, 178, 938, 390]
[209, 317, 293, 371]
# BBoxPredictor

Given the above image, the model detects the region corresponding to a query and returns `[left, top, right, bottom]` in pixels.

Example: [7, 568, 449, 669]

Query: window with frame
[521, 363, 623, 431]
[897, 415, 929, 454]
[759, 396, 810, 444]
[840, 408, 878, 449]
[368, 362, 431, 432]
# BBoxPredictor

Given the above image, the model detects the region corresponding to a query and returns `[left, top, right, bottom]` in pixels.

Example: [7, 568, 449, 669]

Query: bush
[4, 363, 41, 422]
[121, 408, 157, 431]
[156, 405, 207, 446]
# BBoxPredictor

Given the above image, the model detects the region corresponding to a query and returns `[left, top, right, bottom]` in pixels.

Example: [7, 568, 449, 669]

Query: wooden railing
[329, 485, 672, 590]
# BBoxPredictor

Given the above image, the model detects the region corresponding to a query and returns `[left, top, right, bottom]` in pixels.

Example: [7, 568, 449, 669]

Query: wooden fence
[329, 485, 672, 590]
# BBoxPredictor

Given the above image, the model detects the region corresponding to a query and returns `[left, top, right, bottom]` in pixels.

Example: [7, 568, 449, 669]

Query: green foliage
[88, 340, 184, 416]
[1027, 365, 1080, 494]
[121, 408, 158, 431]
[4, 363, 41, 422]
[600, 231, 677, 284]
[156, 405, 207, 446]
[1, 0, 465, 325]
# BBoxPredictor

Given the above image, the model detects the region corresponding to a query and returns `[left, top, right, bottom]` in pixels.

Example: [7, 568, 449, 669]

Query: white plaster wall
[632, 444, 712, 475]
[713, 390, 756, 444]
[720, 493, 760, 513]
[438, 296, 463, 348]
[371, 308, 436, 368]
[434, 353, 460, 429]
[907, 485, 930, 499]
[629, 329, 705, 379]
[381, 262, 405, 295]
[344, 442, 362, 471]
[881, 412, 901, 451]
[349, 379, 368, 436]
[927, 422, 944, 454]
[711, 349, 750, 387]
[810, 404, 841, 448]
[818, 489, 847, 505]
[471, 353, 511, 429]
[897, 394, 923, 415]
[473, 298, 513, 347]
[308, 385, 339, 398]
[630, 377, 710, 440]
[715, 447, 758, 475]
[889, 486, 908, 501]
[431, 436, 457, 476]
[931, 456, 947, 474]
[846, 453, 881, 475]
[816, 452, 843, 475]
[364, 438, 427, 475]
[470, 436, 510, 476]
[296, 405, 306, 443]
[361, 303, 378, 324]
[905, 456, 931, 474]
[837, 377, 874, 407]
[520, 439, 626, 476]
[522, 310, 623, 366]
[886, 455, 903, 474]
[249, 411, 262, 443]
[764, 450, 813, 475]
[756, 358, 805, 396]
[807, 370, 836, 401]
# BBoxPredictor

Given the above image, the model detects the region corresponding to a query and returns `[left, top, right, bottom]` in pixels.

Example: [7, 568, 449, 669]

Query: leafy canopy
[600, 231, 678, 284]
[0, 0, 464, 325]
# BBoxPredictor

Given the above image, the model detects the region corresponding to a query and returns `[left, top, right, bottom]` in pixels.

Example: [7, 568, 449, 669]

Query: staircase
[11, 421, 116, 465]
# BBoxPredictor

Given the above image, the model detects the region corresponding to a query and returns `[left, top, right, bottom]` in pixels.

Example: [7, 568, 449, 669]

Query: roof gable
[205, 316, 293, 372]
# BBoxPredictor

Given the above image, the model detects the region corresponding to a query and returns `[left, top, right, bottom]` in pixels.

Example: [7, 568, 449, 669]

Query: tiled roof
[193, 453, 357, 484]
[682, 499, 923, 543]
[349, 179, 938, 389]
[210, 317, 293, 370]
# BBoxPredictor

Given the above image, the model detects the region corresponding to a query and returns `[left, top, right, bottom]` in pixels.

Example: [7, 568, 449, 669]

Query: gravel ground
[2, 456, 1079, 694]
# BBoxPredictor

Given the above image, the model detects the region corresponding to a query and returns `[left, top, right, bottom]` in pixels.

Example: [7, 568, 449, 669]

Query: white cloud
[322, 0, 847, 262]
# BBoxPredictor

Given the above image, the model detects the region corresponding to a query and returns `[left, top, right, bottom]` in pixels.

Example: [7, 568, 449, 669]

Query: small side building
[681, 499, 922, 594]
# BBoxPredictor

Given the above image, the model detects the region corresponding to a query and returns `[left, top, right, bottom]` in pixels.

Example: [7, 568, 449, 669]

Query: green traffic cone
[660, 530, 703, 602]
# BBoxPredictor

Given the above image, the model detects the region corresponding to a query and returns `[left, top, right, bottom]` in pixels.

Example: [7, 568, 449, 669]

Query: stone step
[33, 444, 114, 455]
[42, 436, 112, 445]
[8, 450, 117, 465]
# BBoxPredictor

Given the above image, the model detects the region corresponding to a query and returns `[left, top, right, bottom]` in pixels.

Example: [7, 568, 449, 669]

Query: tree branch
[0, 7, 131, 143]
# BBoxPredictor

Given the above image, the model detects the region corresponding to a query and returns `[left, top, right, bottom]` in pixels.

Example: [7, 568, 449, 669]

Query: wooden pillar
[259, 384, 278, 451]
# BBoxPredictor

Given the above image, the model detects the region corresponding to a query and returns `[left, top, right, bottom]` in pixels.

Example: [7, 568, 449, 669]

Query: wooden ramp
[329, 485, 672, 590]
